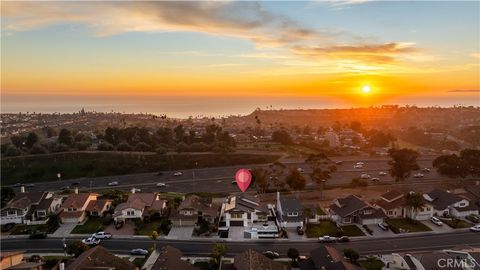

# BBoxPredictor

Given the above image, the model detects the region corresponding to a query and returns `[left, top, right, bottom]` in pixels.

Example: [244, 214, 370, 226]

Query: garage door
[230, 220, 244, 226]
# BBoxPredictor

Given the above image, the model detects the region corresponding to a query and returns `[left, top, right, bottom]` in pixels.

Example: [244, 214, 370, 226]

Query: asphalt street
[11, 156, 470, 194]
[1, 231, 479, 256]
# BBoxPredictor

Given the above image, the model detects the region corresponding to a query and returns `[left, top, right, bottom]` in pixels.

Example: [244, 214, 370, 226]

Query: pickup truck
[92, 232, 112, 239]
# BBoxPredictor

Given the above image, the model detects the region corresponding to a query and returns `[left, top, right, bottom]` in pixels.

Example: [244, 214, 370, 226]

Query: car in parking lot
[92, 232, 112, 239]
[173, 172, 183, 176]
[360, 173, 371, 179]
[156, 183, 166, 187]
[371, 177, 380, 182]
[296, 226, 304, 235]
[263, 251, 280, 259]
[353, 164, 363, 169]
[430, 217, 443, 226]
[466, 214, 480, 223]
[470, 225, 480, 232]
[107, 181, 118, 186]
[297, 168, 305, 173]
[82, 237, 101, 246]
[379, 171, 387, 176]
[413, 173, 424, 178]
[378, 222, 389, 231]
[356, 162, 364, 165]
[421, 168, 431, 172]
[29, 231, 47, 239]
[318, 236, 336, 243]
[131, 248, 149, 255]
[335, 161, 344, 165]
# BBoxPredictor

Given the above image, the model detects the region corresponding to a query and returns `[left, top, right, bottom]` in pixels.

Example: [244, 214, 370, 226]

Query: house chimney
[74, 187, 79, 194]
[131, 187, 136, 194]
[20, 185, 25, 193]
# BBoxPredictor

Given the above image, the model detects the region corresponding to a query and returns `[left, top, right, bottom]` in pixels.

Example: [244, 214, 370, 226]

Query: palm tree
[405, 192, 424, 223]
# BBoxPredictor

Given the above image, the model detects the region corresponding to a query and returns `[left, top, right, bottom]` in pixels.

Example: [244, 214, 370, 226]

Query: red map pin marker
[235, 169, 252, 192]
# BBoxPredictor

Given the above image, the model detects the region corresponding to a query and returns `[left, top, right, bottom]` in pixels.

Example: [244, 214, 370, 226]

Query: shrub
[52, 143, 70, 153]
[97, 142, 114, 151]
[5, 145, 22, 156]
[134, 142, 152, 152]
[117, 142, 133, 151]
[30, 143, 48, 154]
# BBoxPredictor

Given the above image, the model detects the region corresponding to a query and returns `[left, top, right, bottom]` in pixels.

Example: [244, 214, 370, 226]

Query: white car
[379, 171, 387, 176]
[92, 232, 112, 239]
[353, 164, 363, 169]
[470, 225, 480, 232]
[413, 173, 424, 178]
[156, 183, 166, 187]
[430, 217, 443, 226]
[318, 235, 336, 243]
[82, 237, 100, 246]
[360, 174, 371, 179]
[297, 168, 305, 173]
[131, 188, 141, 193]
[378, 222, 389, 231]
[107, 181, 118, 186]
[173, 172, 183, 176]
[421, 168, 431, 173]
[356, 162, 364, 165]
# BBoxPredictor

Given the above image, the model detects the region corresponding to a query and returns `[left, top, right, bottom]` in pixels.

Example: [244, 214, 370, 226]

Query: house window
[343, 217, 352, 223]
[127, 211, 135, 216]
[287, 212, 298, 217]
[231, 213, 243, 219]
[387, 210, 394, 216]
[37, 210, 47, 217]
[91, 211, 98, 216]
[363, 209, 373, 215]
[459, 202, 466, 207]
[7, 210, 16, 216]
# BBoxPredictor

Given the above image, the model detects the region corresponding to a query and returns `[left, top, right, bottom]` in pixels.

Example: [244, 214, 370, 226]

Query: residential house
[303, 204, 328, 224]
[373, 190, 406, 218]
[219, 194, 278, 239]
[1, 189, 61, 225]
[276, 192, 304, 228]
[171, 195, 220, 226]
[1, 251, 43, 270]
[151, 246, 199, 270]
[85, 199, 112, 217]
[299, 246, 361, 270]
[234, 249, 290, 270]
[329, 195, 386, 225]
[381, 250, 476, 270]
[423, 189, 478, 218]
[66, 245, 137, 270]
[113, 192, 167, 223]
[60, 192, 100, 223]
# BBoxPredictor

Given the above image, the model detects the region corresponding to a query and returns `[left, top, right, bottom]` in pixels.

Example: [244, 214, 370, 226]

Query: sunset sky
[1, 1, 479, 116]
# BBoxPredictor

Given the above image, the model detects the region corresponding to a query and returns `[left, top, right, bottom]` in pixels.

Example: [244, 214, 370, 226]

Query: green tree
[343, 248, 359, 263]
[1, 187, 15, 208]
[251, 168, 269, 194]
[10, 135, 24, 148]
[58, 128, 74, 146]
[285, 169, 306, 190]
[210, 243, 227, 266]
[405, 192, 425, 223]
[5, 145, 22, 156]
[388, 148, 420, 181]
[66, 240, 90, 257]
[30, 143, 48, 154]
[268, 161, 286, 191]
[272, 129, 293, 145]
[25, 132, 38, 148]
[97, 142, 114, 151]
[151, 230, 159, 249]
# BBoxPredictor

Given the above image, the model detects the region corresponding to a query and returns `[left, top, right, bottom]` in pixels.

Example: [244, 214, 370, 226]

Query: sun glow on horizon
[362, 85, 371, 93]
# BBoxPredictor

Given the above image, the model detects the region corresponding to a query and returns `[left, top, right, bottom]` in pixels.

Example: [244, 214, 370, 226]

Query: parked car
[356, 162, 364, 165]
[353, 164, 363, 169]
[466, 214, 480, 223]
[360, 174, 371, 179]
[92, 232, 112, 239]
[421, 168, 431, 173]
[335, 161, 344, 165]
[298, 255, 308, 261]
[379, 171, 387, 176]
[131, 248, 149, 255]
[337, 236, 350, 242]
[231, 180, 237, 185]
[107, 181, 118, 186]
[318, 236, 336, 243]
[1, 223, 15, 232]
[296, 226, 304, 235]
[173, 172, 183, 176]
[13, 183, 23, 187]
[470, 225, 480, 232]
[378, 222, 389, 231]
[156, 182, 166, 187]
[430, 217, 443, 226]
[413, 173, 424, 178]
[297, 168, 305, 173]
[263, 251, 280, 259]
[371, 177, 380, 182]
[60, 186, 70, 190]
[25, 183, 35, 187]
[82, 237, 101, 246]
[131, 188, 141, 193]
[29, 231, 47, 239]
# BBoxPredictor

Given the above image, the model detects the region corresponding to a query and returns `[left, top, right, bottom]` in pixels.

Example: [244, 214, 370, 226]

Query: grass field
[135, 220, 163, 236]
[441, 218, 472, 229]
[360, 258, 385, 270]
[305, 221, 342, 238]
[132, 258, 146, 268]
[386, 218, 432, 233]
[71, 218, 105, 234]
[340, 225, 365, 236]
[10, 224, 57, 235]
[1, 152, 280, 184]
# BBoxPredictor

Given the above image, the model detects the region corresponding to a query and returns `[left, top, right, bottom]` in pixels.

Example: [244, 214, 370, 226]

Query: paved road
[10, 156, 471, 194]
[2, 231, 479, 256]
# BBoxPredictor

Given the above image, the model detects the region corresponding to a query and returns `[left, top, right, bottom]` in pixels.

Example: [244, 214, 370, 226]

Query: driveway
[421, 220, 454, 233]
[51, 223, 77, 237]
[228, 227, 245, 240]
[367, 224, 396, 237]
[287, 228, 306, 240]
[167, 226, 194, 239]
[105, 222, 135, 236]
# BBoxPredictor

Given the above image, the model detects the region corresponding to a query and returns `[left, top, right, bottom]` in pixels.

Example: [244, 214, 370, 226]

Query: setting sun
[362, 85, 371, 93]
